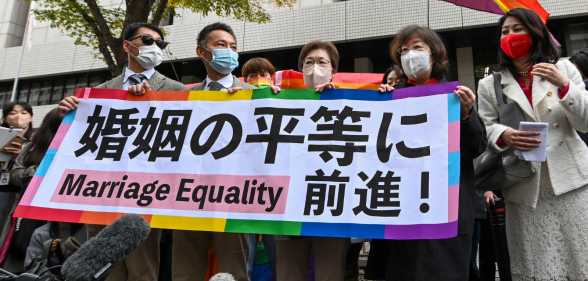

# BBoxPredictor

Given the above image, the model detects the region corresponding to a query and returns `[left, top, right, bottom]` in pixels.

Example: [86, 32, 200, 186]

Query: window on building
[38, 80, 52, 106]
[89, 76, 104, 87]
[17, 83, 30, 103]
[0, 86, 9, 109]
[76, 78, 89, 92]
[51, 80, 65, 105]
[28, 82, 41, 106]
[64, 78, 77, 98]
[569, 23, 588, 55]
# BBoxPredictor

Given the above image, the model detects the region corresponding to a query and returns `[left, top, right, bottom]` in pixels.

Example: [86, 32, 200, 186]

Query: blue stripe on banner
[448, 151, 461, 186]
[300, 222, 386, 239]
[35, 149, 57, 177]
[447, 93, 460, 122]
[320, 89, 392, 101]
[447, 93, 461, 123]
[62, 109, 77, 124]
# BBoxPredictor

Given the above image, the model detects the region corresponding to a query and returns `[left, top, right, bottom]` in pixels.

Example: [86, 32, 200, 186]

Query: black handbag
[26, 238, 64, 277]
[474, 72, 535, 191]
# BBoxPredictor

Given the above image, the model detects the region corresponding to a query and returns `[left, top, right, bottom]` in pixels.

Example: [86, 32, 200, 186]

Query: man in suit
[188, 22, 256, 92]
[171, 22, 251, 281]
[58, 22, 187, 281]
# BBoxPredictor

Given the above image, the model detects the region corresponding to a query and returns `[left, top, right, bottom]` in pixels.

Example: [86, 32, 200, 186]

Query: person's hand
[4, 142, 22, 156]
[270, 85, 281, 94]
[454, 86, 475, 117]
[58, 96, 80, 119]
[315, 83, 335, 93]
[128, 81, 151, 96]
[500, 128, 541, 151]
[51, 239, 61, 251]
[378, 84, 395, 93]
[531, 63, 570, 91]
[227, 87, 244, 94]
[484, 191, 497, 210]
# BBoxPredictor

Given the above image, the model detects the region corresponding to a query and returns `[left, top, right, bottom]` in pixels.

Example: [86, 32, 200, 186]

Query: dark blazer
[365, 78, 488, 281]
[189, 75, 257, 91]
[96, 71, 188, 91]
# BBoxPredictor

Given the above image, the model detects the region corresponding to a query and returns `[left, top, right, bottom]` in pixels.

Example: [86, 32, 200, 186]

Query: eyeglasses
[301, 58, 331, 68]
[129, 34, 168, 49]
[397, 43, 429, 55]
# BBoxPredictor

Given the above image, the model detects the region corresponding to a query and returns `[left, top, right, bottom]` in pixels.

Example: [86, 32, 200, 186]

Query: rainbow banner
[442, 0, 549, 22]
[275, 70, 383, 90]
[15, 84, 460, 240]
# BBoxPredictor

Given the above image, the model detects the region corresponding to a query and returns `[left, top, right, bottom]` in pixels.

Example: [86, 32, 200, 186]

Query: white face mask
[127, 42, 163, 69]
[303, 64, 332, 89]
[401, 50, 433, 79]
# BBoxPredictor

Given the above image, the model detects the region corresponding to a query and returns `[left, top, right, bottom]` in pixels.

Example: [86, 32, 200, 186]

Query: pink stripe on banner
[20, 176, 44, 206]
[49, 124, 71, 150]
[82, 88, 91, 100]
[448, 184, 459, 222]
[51, 170, 290, 214]
[448, 121, 460, 153]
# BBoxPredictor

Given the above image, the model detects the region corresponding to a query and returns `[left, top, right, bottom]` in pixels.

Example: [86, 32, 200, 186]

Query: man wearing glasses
[57, 22, 186, 281]
[172, 22, 251, 281]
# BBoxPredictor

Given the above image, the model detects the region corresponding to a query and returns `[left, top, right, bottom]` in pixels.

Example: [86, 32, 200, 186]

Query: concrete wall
[0, 0, 29, 48]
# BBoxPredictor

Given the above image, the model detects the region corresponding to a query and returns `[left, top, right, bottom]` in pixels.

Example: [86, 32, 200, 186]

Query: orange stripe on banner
[126, 91, 190, 101]
[79, 211, 153, 225]
[281, 79, 307, 89]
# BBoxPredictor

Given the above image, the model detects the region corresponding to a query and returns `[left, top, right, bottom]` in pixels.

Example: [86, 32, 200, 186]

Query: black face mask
[584, 80, 588, 91]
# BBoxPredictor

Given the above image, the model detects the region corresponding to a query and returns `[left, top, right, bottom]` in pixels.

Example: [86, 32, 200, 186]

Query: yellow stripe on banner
[188, 90, 253, 101]
[493, 0, 511, 13]
[150, 215, 227, 232]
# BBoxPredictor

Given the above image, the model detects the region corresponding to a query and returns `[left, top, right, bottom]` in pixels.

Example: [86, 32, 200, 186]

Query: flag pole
[10, 3, 33, 102]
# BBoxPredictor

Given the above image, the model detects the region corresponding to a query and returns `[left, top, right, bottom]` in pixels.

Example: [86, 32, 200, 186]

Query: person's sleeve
[460, 109, 488, 160]
[10, 143, 31, 187]
[24, 229, 45, 271]
[557, 60, 588, 133]
[558, 84, 570, 98]
[477, 76, 511, 153]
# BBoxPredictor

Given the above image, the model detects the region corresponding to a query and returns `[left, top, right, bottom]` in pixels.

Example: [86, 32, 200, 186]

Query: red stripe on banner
[74, 88, 129, 100]
[127, 91, 190, 101]
[14, 205, 83, 223]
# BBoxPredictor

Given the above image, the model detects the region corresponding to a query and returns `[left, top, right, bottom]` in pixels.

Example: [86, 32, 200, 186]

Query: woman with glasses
[478, 9, 588, 280]
[376, 25, 487, 280]
[274, 41, 350, 281]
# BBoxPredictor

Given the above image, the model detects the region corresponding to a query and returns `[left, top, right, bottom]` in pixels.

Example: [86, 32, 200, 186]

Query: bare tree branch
[67, 0, 117, 75]
[151, 0, 169, 26]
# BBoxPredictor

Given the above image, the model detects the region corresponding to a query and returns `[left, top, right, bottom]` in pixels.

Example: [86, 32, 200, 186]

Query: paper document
[0, 127, 23, 162]
[516, 122, 548, 162]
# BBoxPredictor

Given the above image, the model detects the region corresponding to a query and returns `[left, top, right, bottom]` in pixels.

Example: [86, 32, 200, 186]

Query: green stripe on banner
[224, 219, 302, 235]
[251, 88, 321, 100]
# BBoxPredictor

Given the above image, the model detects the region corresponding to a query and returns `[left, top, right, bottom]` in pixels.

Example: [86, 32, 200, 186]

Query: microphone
[210, 273, 237, 281]
[61, 214, 151, 281]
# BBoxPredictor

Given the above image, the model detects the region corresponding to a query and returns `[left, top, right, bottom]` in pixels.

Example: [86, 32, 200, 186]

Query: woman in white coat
[478, 9, 588, 280]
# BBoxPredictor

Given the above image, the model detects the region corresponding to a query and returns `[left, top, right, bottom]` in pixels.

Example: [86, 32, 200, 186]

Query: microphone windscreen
[61, 214, 151, 281]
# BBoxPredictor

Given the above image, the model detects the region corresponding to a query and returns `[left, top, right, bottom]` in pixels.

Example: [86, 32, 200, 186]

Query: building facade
[0, 0, 587, 127]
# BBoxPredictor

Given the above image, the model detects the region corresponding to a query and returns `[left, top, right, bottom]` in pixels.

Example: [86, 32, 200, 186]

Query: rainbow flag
[275, 70, 384, 90]
[442, 0, 549, 22]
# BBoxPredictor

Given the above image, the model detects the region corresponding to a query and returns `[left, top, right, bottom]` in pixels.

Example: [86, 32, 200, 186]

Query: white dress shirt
[203, 75, 234, 91]
[122, 68, 156, 90]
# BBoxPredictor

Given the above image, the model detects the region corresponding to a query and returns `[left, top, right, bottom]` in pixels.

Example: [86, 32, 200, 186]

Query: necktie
[128, 74, 147, 86]
[208, 81, 225, 91]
